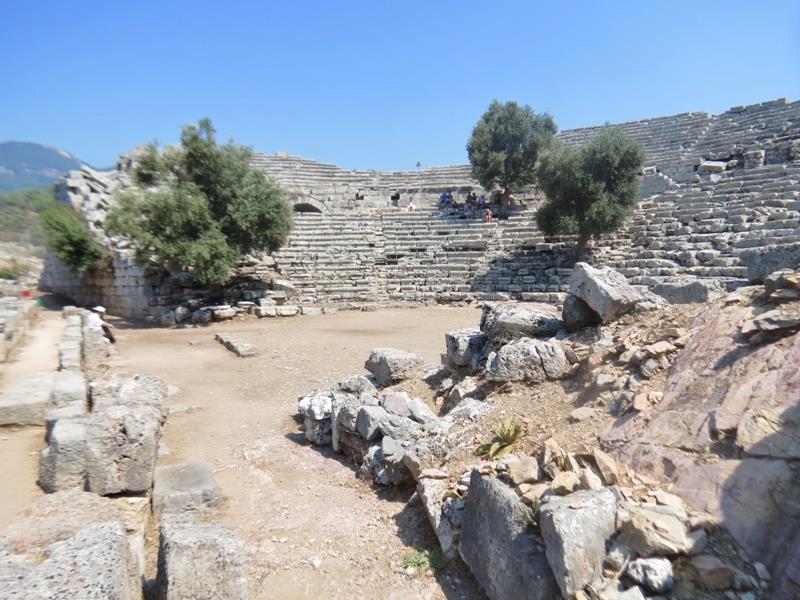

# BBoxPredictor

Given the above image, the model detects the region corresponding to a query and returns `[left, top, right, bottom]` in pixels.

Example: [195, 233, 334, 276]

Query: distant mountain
[0, 141, 84, 192]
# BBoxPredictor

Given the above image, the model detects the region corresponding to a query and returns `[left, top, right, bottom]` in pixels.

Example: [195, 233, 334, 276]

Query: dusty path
[118, 306, 487, 600]
[0, 308, 64, 529]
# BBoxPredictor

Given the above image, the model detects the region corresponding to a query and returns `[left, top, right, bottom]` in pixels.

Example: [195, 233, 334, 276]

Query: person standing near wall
[85, 306, 116, 343]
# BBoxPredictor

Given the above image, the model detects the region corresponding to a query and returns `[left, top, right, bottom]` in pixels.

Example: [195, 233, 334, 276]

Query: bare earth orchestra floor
[3, 306, 489, 599]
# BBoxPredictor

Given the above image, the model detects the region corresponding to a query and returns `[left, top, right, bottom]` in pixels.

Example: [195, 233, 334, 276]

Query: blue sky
[3, 1, 799, 170]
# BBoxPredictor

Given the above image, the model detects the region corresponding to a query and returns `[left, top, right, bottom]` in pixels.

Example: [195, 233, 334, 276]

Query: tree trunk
[574, 232, 592, 263]
[497, 189, 513, 218]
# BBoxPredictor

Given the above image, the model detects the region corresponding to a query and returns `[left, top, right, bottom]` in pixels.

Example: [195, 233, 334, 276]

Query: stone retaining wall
[0, 296, 39, 362]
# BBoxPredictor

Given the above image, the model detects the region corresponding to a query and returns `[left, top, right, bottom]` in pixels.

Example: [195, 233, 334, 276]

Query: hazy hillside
[0, 141, 83, 191]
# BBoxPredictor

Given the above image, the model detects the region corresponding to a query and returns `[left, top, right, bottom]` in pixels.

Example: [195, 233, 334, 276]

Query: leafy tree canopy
[41, 201, 102, 273]
[466, 100, 557, 200]
[535, 126, 645, 257]
[108, 118, 292, 285]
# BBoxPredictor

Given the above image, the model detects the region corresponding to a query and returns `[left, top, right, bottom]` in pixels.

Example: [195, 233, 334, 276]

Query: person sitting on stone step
[85, 305, 116, 344]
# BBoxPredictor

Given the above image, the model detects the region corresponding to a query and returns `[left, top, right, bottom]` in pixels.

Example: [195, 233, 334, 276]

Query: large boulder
[364, 348, 423, 387]
[737, 242, 800, 282]
[539, 488, 618, 598]
[485, 338, 566, 383]
[604, 303, 800, 592]
[445, 327, 487, 369]
[459, 472, 558, 600]
[652, 277, 725, 304]
[155, 515, 247, 600]
[570, 262, 643, 321]
[85, 405, 162, 495]
[480, 303, 562, 345]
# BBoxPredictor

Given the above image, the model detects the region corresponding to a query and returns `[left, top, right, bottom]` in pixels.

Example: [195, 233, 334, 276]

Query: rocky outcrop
[604, 297, 800, 596]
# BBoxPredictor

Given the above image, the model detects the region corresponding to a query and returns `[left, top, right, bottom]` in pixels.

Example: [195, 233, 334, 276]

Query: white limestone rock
[570, 262, 643, 322]
[485, 338, 566, 383]
[364, 347, 423, 387]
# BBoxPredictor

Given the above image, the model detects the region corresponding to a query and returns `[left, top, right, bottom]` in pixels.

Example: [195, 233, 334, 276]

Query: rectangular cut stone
[0, 372, 54, 426]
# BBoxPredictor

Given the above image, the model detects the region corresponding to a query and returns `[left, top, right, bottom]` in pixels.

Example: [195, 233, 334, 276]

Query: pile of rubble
[293, 259, 799, 599]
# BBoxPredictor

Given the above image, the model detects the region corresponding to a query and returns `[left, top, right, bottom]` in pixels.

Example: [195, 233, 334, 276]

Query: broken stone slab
[562, 294, 602, 332]
[406, 397, 438, 426]
[459, 471, 558, 600]
[300, 305, 323, 315]
[737, 242, 800, 282]
[364, 347, 423, 387]
[417, 477, 460, 559]
[379, 390, 413, 418]
[298, 390, 333, 421]
[332, 375, 378, 397]
[152, 462, 220, 516]
[485, 337, 566, 383]
[356, 404, 388, 441]
[0, 521, 139, 600]
[276, 305, 299, 317]
[652, 277, 725, 304]
[51, 370, 87, 409]
[540, 488, 617, 598]
[367, 436, 411, 485]
[214, 334, 255, 357]
[0, 371, 53, 426]
[38, 418, 87, 493]
[378, 413, 423, 442]
[480, 303, 562, 345]
[764, 269, 800, 296]
[330, 392, 366, 452]
[85, 405, 162, 495]
[619, 504, 692, 556]
[570, 262, 643, 322]
[155, 515, 246, 600]
[445, 327, 487, 369]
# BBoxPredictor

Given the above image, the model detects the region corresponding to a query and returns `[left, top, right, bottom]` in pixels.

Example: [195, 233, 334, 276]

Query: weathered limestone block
[379, 390, 412, 418]
[480, 303, 562, 344]
[652, 277, 725, 304]
[619, 505, 691, 556]
[570, 262, 643, 322]
[356, 405, 388, 441]
[539, 488, 617, 598]
[459, 472, 558, 600]
[485, 338, 566, 383]
[330, 391, 365, 452]
[0, 372, 53, 426]
[85, 405, 162, 495]
[276, 305, 299, 317]
[152, 462, 220, 516]
[82, 326, 111, 371]
[88, 372, 122, 412]
[51, 370, 87, 409]
[156, 515, 247, 600]
[58, 340, 82, 371]
[45, 402, 85, 441]
[364, 347, 423, 387]
[445, 327, 487, 369]
[562, 294, 602, 332]
[0, 521, 138, 600]
[38, 418, 87, 493]
[215, 334, 256, 357]
[737, 242, 800, 282]
[117, 373, 170, 423]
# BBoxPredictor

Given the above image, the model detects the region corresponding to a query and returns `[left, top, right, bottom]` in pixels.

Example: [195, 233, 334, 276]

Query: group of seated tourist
[439, 190, 494, 221]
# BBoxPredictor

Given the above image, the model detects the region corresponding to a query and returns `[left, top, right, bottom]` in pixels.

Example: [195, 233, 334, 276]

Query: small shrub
[0, 259, 33, 280]
[476, 416, 527, 459]
[41, 202, 101, 273]
[401, 547, 445, 572]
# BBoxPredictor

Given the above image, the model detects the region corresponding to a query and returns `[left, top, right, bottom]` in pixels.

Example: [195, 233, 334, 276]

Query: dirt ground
[0, 308, 63, 529]
[113, 306, 487, 600]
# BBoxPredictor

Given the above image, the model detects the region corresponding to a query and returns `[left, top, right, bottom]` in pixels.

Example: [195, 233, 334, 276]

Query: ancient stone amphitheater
[41, 97, 800, 318]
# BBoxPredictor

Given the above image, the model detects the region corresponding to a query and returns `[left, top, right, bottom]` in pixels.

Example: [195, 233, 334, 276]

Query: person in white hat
[85, 305, 116, 343]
